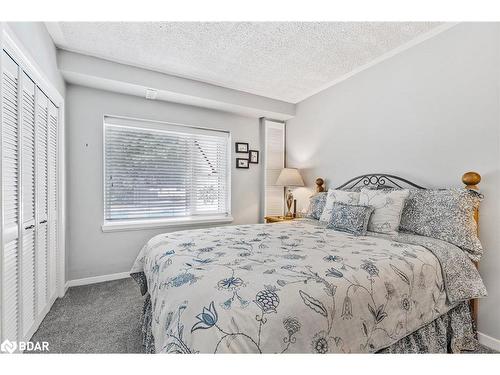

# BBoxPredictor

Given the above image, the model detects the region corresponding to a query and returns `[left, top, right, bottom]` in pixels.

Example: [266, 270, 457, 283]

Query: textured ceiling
[49, 22, 442, 103]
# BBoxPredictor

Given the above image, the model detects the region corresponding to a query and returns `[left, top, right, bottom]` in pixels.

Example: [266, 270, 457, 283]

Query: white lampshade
[275, 168, 304, 187]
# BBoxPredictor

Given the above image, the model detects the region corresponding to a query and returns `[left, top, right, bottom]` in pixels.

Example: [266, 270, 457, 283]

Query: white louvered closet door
[1, 42, 61, 347]
[20, 72, 36, 337]
[47, 102, 58, 297]
[262, 119, 285, 217]
[1, 50, 20, 342]
[35, 88, 49, 310]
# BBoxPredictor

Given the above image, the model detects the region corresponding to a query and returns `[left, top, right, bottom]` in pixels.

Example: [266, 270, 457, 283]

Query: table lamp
[275, 168, 305, 217]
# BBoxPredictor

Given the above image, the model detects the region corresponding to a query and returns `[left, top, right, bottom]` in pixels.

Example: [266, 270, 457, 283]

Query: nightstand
[264, 215, 296, 223]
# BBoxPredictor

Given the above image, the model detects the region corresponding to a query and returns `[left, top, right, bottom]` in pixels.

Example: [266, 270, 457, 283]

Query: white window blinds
[104, 116, 231, 224]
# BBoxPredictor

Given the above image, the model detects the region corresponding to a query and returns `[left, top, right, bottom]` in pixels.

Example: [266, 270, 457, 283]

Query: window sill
[101, 215, 234, 233]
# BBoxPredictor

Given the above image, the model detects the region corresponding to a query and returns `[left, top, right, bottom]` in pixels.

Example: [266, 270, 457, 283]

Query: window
[102, 116, 231, 231]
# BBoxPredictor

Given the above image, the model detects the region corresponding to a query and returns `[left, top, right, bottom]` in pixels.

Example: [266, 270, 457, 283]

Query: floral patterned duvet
[131, 219, 486, 353]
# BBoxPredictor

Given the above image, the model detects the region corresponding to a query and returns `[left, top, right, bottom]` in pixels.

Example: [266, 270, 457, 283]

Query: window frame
[101, 115, 232, 233]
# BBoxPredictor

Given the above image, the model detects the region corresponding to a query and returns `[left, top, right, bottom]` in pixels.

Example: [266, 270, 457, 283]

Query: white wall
[66, 84, 262, 280]
[287, 23, 500, 342]
[6, 22, 65, 96]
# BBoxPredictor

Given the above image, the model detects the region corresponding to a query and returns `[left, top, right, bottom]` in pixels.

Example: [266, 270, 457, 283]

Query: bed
[130, 173, 487, 354]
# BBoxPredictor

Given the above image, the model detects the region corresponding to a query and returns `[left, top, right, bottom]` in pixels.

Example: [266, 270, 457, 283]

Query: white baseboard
[65, 271, 131, 288]
[478, 331, 500, 352]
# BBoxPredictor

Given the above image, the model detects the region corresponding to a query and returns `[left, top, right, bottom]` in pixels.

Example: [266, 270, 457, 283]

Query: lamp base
[285, 190, 293, 217]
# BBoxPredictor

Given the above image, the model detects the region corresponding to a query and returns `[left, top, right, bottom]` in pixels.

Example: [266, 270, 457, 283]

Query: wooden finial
[315, 178, 325, 193]
[462, 171, 481, 190]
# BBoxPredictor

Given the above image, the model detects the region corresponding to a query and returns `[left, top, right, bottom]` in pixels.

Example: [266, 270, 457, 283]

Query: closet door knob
[39, 220, 47, 224]
[24, 224, 35, 230]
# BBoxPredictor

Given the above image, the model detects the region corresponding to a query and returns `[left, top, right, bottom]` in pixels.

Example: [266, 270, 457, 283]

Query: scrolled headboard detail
[318, 172, 482, 196]
[335, 173, 426, 190]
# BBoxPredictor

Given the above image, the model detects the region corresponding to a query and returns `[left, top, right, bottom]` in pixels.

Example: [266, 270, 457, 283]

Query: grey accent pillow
[399, 189, 483, 261]
[359, 188, 409, 235]
[305, 192, 327, 220]
[320, 189, 361, 222]
[326, 202, 375, 236]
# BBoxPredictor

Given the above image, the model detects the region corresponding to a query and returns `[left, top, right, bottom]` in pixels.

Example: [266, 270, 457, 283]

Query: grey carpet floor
[30, 277, 144, 353]
[29, 277, 496, 354]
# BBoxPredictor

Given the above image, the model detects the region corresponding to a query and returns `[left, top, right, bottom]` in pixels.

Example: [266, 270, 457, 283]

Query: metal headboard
[334, 173, 426, 190]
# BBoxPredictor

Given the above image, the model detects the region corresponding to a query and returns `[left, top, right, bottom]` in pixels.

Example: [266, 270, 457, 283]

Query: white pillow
[319, 189, 360, 223]
[358, 188, 409, 235]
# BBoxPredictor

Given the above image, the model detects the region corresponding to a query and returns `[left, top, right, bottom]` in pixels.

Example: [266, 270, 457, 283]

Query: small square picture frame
[249, 150, 259, 164]
[236, 158, 249, 169]
[235, 142, 249, 153]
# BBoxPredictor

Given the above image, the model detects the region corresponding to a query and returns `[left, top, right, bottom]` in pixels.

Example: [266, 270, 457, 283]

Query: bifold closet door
[35, 88, 49, 310]
[20, 72, 37, 336]
[47, 102, 58, 297]
[1, 50, 21, 342]
[1, 47, 60, 345]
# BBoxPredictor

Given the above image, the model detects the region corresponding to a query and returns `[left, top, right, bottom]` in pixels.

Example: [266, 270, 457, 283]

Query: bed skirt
[141, 294, 155, 354]
[138, 292, 478, 354]
[377, 301, 477, 353]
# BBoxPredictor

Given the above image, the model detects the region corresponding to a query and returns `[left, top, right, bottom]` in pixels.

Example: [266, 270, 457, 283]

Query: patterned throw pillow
[326, 202, 375, 236]
[305, 192, 327, 220]
[320, 189, 361, 223]
[399, 189, 483, 261]
[359, 188, 409, 235]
